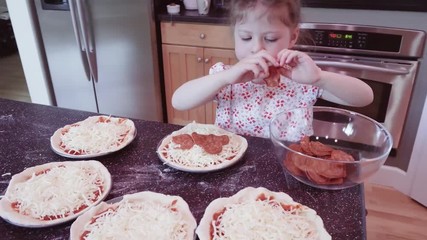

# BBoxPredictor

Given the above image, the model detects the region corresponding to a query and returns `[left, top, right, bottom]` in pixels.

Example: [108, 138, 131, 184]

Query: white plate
[0, 160, 112, 228]
[156, 122, 248, 173]
[50, 116, 137, 159]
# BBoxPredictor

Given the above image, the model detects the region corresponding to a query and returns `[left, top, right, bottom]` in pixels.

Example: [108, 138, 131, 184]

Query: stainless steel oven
[294, 23, 426, 160]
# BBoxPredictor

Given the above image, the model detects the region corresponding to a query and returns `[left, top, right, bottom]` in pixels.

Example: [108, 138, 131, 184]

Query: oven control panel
[299, 29, 402, 53]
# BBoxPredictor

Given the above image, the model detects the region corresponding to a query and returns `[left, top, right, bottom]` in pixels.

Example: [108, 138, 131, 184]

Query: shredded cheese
[212, 200, 319, 240]
[82, 199, 190, 239]
[6, 165, 106, 220]
[60, 117, 132, 155]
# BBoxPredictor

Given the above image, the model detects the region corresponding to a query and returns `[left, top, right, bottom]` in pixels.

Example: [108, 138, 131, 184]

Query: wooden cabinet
[161, 22, 237, 125]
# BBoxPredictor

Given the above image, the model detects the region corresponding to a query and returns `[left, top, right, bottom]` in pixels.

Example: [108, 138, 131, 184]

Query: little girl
[172, 0, 373, 138]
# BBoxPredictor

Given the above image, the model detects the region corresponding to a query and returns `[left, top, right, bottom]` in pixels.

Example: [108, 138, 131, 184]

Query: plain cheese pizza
[196, 187, 331, 240]
[70, 191, 197, 240]
[0, 160, 112, 227]
[50, 115, 136, 158]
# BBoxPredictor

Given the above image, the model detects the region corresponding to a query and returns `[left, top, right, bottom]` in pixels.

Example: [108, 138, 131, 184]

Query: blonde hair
[230, 0, 301, 29]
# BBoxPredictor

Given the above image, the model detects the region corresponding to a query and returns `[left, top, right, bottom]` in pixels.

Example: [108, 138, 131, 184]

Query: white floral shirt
[210, 62, 321, 139]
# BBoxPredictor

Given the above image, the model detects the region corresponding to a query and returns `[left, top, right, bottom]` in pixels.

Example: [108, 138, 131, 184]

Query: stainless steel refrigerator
[34, 0, 163, 121]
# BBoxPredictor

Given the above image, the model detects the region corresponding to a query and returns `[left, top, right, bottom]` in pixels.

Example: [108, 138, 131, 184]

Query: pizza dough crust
[69, 191, 197, 240]
[157, 122, 248, 172]
[196, 187, 331, 240]
[0, 160, 112, 228]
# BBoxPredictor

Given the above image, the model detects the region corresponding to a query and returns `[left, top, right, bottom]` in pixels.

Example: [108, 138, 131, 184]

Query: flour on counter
[0, 114, 14, 121]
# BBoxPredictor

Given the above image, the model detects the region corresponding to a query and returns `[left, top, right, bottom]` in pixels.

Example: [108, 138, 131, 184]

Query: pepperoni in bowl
[270, 106, 393, 190]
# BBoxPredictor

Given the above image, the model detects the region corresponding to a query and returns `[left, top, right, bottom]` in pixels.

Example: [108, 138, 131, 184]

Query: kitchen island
[0, 98, 367, 239]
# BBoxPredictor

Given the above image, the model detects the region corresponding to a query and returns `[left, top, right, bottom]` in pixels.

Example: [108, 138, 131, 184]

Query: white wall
[409, 96, 427, 205]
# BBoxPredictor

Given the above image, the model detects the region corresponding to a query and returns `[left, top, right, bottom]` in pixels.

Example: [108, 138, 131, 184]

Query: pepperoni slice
[218, 135, 230, 145]
[172, 132, 230, 155]
[313, 149, 355, 179]
[307, 168, 345, 185]
[309, 141, 334, 157]
[300, 136, 314, 156]
[306, 169, 331, 185]
[283, 155, 304, 177]
[191, 133, 230, 155]
[288, 144, 309, 171]
[202, 139, 223, 155]
[172, 134, 194, 150]
[330, 149, 355, 162]
[263, 66, 280, 87]
[191, 132, 207, 146]
[313, 159, 347, 179]
[284, 136, 356, 185]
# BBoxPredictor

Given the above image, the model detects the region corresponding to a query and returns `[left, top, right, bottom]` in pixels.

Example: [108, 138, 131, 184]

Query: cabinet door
[204, 48, 238, 124]
[162, 44, 206, 125]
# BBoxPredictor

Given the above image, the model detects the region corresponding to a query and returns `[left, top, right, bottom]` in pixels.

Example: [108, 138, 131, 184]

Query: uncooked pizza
[157, 122, 248, 172]
[50, 115, 136, 158]
[0, 160, 112, 227]
[69, 191, 197, 240]
[196, 187, 331, 240]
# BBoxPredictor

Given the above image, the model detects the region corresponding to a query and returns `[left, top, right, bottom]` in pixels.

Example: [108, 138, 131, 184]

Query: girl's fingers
[278, 67, 292, 79]
[278, 49, 304, 66]
[251, 50, 278, 66]
[278, 50, 292, 66]
[257, 60, 269, 75]
[249, 64, 261, 79]
[261, 53, 279, 67]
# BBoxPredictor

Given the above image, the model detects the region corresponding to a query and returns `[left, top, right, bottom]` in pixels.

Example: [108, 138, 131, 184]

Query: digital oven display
[302, 29, 402, 52]
[328, 33, 353, 40]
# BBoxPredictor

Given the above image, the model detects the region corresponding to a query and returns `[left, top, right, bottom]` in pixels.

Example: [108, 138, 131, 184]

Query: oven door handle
[314, 60, 410, 75]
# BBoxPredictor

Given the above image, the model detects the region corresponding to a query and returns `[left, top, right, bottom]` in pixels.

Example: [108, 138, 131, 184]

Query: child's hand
[227, 50, 278, 84]
[277, 49, 321, 85]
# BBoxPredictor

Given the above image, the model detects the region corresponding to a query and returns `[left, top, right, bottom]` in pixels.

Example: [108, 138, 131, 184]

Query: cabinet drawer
[161, 22, 234, 49]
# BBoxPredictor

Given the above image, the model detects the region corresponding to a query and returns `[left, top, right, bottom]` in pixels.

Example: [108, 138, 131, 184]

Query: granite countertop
[157, 6, 229, 24]
[156, 0, 427, 24]
[0, 98, 366, 239]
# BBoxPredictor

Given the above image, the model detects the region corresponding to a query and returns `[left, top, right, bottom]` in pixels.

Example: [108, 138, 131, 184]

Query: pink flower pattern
[209, 62, 321, 138]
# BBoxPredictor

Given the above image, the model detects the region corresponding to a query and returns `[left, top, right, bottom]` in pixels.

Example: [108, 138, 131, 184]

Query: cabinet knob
[199, 33, 206, 39]
[204, 58, 210, 63]
[197, 57, 202, 62]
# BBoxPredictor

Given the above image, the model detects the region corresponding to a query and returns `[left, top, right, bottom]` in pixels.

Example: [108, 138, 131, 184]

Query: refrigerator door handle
[69, 0, 91, 81]
[76, 0, 99, 82]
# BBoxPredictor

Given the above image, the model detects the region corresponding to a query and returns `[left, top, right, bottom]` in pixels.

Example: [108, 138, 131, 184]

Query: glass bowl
[270, 106, 393, 190]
